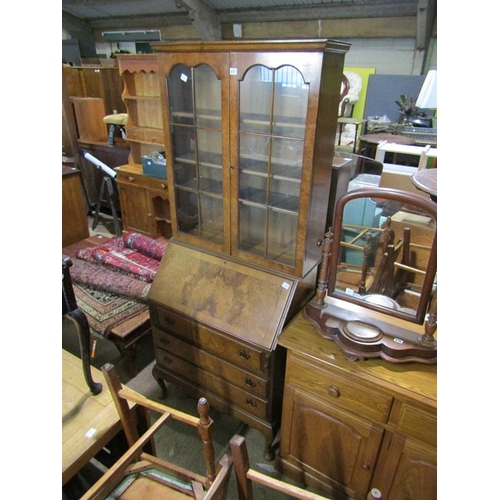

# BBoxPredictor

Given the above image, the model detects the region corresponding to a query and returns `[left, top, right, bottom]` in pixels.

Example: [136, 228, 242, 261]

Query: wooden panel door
[370, 432, 437, 500]
[279, 388, 384, 499]
[118, 182, 153, 236]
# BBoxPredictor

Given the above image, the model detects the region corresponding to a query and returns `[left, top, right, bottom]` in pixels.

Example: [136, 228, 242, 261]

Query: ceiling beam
[74, 0, 422, 32]
[178, 0, 222, 40]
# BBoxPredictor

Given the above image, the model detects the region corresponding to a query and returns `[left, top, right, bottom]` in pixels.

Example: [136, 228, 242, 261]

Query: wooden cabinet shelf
[117, 54, 165, 166]
[114, 55, 172, 239]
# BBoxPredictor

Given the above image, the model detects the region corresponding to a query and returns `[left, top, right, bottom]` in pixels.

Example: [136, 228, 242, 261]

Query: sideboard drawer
[388, 400, 437, 447]
[287, 354, 393, 423]
[152, 327, 268, 399]
[152, 306, 267, 375]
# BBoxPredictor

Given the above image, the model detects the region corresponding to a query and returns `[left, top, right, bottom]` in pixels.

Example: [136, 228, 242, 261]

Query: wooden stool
[103, 113, 128, 146]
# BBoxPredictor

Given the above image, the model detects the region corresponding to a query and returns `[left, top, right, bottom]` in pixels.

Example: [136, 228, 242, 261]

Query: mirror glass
[327, 187, 437, 324]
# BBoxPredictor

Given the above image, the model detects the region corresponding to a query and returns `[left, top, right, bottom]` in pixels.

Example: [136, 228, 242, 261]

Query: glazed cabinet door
[159, 53, 231, 254]
[229, 52, 324, 277]
[279, 388, 384, 499]
[369, 433, 437, 500]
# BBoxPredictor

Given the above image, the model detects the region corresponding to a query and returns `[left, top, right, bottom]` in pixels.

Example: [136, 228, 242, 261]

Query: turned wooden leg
[67, 309, 102, 395]
[152, 365, 168, 399]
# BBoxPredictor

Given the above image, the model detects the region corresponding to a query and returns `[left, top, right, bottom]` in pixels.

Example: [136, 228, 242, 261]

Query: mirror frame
[327, 186, 437, 325]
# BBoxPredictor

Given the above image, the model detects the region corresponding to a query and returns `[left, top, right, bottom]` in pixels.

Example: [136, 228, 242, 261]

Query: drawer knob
[163, 317, 175, 326]
[238, 349, 251, 360]
[160, 183, 166, 189]
[159, 337, 170, 346]
[127, 176, 135, 182]
[162, 355, 173, 365]
[362, 463, 371, 471]
[246, 398, 257, 408]
[328, 386, 341, 398]
[245, 377, 257, 388]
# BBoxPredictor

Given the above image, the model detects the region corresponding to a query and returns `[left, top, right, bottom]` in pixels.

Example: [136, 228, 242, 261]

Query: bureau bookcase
[147, 39, 350, 458]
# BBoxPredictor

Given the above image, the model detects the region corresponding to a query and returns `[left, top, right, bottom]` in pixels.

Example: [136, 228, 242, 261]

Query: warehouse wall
[94, 36, 437, 76]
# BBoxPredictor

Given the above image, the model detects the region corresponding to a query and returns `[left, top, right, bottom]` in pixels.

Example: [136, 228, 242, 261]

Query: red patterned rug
[75, 232, 168, 283]
[69, 258, 151, 300]
[73, 283, 148, 338]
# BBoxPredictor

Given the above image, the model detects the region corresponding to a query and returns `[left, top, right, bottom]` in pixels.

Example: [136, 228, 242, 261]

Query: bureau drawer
[153, 327, 268, 399]
[152, 306, 267, 375]
[388, 399, 437, 447]
[155, 346, 268, 420]
[287, 354, 393, 423]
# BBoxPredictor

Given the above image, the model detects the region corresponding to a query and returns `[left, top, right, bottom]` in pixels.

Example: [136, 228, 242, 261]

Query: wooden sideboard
[276, 309, 437, 500]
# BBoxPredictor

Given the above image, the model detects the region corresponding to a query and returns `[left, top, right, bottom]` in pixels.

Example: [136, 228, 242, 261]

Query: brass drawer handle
[246, 398, 257, 408]
[127, 176, 135, 182]
[163, 316, 175, 326]
[160, 183, 166, 189]
[328, 386, 341, 398]
[238, 349, 251, 360]
[245, 377, 257, 388]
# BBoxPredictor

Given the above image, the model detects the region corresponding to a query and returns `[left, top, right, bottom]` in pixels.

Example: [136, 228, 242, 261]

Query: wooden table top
[412, 168, 437, 199]
[62, 349, 124, 485]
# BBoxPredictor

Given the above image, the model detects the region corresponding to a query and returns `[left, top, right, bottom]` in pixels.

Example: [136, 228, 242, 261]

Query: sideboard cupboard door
[369, 433, 437, 500]
[280, 387, 384, 499]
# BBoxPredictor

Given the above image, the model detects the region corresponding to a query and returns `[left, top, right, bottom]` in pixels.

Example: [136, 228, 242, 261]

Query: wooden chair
[230, 435, 383, 500]
[230, 434, 329, 500]
[81, 363, 233, 500]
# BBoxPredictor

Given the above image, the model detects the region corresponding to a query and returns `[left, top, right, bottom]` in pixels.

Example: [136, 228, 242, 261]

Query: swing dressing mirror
[304, 187, 437, 364]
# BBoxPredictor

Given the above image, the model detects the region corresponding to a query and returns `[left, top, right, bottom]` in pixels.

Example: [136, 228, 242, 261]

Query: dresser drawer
[152, 306, 267, 375]
[142, 127, 164, 145]
[388, 399, 437, 447]
[155, 346, 268, 420]
[153, 327, 268, 399]
[149, 177, 169, 192]
[116, 170, 151, 188]
[125, 125, 146, 142]
[287, 353, 393, 423]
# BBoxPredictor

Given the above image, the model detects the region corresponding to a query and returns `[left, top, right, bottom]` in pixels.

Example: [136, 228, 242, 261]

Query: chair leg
[66, 309, 102, 395]
[230, 435, 254, 500]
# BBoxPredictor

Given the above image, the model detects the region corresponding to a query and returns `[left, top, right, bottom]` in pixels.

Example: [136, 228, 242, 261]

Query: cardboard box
[379, 164, 430, 199]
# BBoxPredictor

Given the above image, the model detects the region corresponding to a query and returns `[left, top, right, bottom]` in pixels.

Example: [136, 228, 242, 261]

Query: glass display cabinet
[305, 187, 438, 364]
[154, 39, 350, 279]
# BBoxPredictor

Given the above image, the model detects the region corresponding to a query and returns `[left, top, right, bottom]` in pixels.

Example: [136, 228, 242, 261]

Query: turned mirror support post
[310, 228, 334, 309]
[420, 288, 437, 347]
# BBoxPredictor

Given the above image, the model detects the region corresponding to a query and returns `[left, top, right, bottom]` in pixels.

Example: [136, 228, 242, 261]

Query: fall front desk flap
[148, 241, 297, 350]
